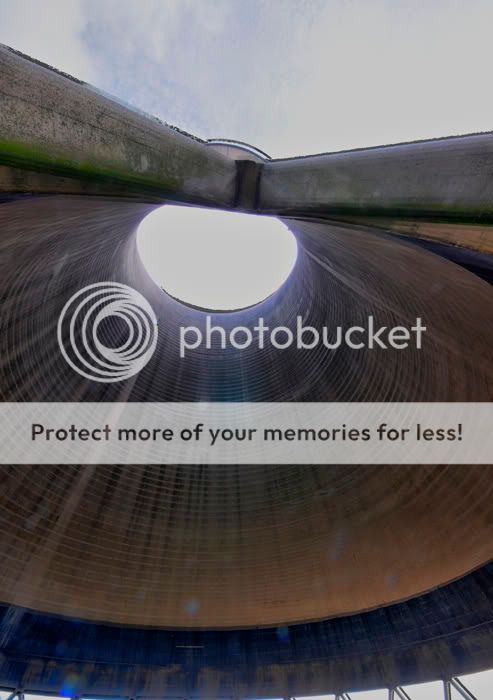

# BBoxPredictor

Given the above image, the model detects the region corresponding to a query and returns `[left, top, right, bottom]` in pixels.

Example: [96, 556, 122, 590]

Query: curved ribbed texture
[0, 196, 491, 629]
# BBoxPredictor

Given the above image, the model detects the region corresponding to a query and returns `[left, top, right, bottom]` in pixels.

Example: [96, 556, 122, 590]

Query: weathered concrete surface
[234, 159, 261, 209]
[336, 217, 493, 255]
[259, 136, 493, 253]
[260, 134, 493, 219]
[1, 43, 493, 254]
[0, 45, 237, 205]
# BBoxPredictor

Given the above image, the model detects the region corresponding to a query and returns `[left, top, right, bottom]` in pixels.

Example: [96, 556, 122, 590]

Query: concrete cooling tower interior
[0, 44, 493, 699]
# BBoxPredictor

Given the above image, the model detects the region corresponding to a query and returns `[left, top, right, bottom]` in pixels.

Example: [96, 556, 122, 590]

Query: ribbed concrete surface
[0, 197, 491, 404]
[0, 196, 491, 628]
[1, 464, 493, 629]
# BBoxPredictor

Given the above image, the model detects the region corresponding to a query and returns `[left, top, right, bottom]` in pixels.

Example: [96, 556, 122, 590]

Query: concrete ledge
[335, 217, 493, 255]
[3, 563, 493, 695]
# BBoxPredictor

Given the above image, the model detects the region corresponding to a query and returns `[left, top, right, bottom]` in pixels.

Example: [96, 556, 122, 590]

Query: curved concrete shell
[0, 43, 492, 697]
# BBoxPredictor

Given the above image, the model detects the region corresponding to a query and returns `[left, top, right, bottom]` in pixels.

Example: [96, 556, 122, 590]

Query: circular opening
[136, 205, 298, 311]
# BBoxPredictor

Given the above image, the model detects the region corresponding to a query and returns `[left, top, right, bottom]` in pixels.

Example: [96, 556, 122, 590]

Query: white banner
[0, 402, 490, 464]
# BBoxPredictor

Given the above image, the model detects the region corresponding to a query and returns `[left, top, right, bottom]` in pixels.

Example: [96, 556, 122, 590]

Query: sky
[137, 206, 297, 309]
[2, 0, 493, 158]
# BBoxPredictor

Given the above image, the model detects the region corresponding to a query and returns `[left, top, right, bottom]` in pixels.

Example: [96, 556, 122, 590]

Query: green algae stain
[0, 139, 182, 195]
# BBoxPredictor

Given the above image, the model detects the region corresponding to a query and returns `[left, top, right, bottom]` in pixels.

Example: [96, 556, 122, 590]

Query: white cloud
[0, 0, 95, 82]
[2, 0, 493, 158]
[262, 0, 493, 156]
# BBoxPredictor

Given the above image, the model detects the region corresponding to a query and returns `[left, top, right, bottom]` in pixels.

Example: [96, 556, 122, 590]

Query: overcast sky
[2, 0, 493, 158]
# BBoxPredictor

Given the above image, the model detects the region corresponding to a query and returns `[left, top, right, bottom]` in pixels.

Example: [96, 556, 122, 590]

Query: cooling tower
[0, 44, 492, 698]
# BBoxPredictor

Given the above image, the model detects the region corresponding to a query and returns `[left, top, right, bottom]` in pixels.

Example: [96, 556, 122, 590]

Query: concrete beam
[1, 43, 492, 255]
[259, 135, 493, 223]
[257, 136, 493, 254]
[0, 45, 237, 206]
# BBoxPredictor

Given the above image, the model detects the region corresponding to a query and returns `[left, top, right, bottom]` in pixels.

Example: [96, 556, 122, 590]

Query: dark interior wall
[1, 563, 493, 696]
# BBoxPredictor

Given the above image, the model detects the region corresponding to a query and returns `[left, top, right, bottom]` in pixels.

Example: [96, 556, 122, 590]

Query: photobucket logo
[179, 316, 427, 358]
[57, 282, 158, 382]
